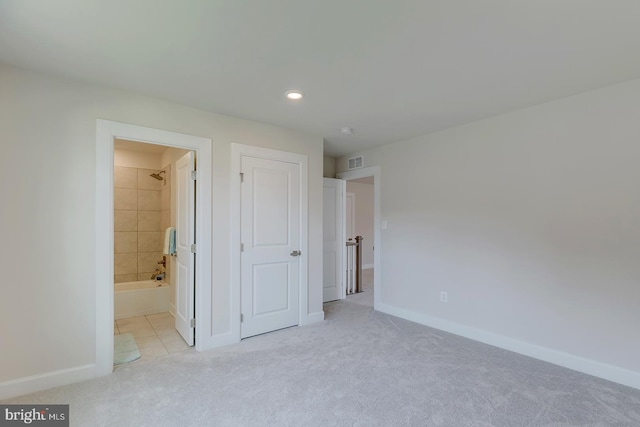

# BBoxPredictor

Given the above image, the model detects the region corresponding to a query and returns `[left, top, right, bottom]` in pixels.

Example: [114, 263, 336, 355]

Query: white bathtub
[114, 280, 170, 320]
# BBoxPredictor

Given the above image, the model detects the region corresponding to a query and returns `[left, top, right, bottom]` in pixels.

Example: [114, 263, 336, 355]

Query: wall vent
[347, 155, 364, 170]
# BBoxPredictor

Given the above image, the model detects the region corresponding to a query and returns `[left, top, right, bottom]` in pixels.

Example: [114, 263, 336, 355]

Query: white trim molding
[337, 166, 382, 310]
[377, 302, 640, 391]
[307, 311, 325, 324]
[0, 365, 96, 401]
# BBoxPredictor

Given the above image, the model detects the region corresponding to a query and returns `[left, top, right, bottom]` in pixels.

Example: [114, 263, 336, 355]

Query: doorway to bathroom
[95, 120, 212, 375]
[112, 139, 194, 363]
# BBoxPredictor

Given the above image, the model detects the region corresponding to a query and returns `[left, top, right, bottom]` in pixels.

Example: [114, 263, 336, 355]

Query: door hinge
[241, 243, 244, 252]
[240, 172, 244, 183]
[191, 170, 197, 180]
[240, 314, 244, 322]
[190, 318, 196, 328]
[190, 244, 196, 253]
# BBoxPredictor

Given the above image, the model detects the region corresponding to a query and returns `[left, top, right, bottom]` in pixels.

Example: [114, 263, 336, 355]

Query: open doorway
[112, 139, 193, 365]
[95, 120, 212, 376]
[344, 176, 374, 307]
[323, 165, 381, 309]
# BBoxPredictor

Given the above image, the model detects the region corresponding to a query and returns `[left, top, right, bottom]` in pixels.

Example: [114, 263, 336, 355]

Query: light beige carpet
[4, 300, 640, 426]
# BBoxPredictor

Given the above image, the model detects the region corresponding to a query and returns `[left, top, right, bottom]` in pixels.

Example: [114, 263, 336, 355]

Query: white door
[175, 151, 195, 346]
[241, 156, 300, 338]
[323, 178, 345, 302]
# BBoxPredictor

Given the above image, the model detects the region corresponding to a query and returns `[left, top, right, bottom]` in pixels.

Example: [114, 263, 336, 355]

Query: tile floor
[114, 312, 192, 365]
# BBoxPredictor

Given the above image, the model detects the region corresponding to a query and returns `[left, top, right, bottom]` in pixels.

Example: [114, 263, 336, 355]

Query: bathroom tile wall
[114, 166, 168, 283]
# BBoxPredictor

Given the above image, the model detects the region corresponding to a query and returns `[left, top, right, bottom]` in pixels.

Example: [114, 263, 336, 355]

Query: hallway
[345, 268, 373, 307]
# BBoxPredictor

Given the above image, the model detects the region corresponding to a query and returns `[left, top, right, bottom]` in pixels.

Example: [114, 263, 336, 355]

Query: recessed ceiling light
[340, 127, 354, 135]
[285, 90, 303, 100]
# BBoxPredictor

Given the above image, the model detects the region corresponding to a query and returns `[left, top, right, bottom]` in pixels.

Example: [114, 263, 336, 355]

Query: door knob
[290, 250, 302, 257]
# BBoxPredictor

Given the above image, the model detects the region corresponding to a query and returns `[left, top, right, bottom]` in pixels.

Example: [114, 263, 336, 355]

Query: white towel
[163, 227, 176, 255]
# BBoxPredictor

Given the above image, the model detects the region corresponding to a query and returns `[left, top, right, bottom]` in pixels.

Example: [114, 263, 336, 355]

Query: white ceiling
[2, 1, 640, 157]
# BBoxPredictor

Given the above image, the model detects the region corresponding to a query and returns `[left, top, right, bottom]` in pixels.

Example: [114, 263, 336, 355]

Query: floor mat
[113, 333, 141, 365]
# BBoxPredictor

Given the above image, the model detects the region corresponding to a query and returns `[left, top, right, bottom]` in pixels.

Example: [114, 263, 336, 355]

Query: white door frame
[337, 166, 381, 309]
[230, 143, 309, 340]
[95, 120, 212, 376]
[346, 192, 356, 240]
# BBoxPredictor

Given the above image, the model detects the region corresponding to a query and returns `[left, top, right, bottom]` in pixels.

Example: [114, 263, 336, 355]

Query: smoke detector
[340, 127, 354, 135]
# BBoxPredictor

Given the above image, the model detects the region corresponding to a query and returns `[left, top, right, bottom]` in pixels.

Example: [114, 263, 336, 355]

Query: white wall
[323, 155, 336, 178]
[337, 78, 640, 387]
[0, 62, 324, 393]
[345, 181, 374, 267]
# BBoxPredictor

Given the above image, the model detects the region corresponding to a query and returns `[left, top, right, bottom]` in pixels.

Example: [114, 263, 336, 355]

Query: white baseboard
[196, 311, 325, 351]
[306, 311, 325, 325]
[377, 302, 640, 391]
[169, 303, 176, 318]
[0, 364, 97, 400]
[362, 264, 374, 270]
[196, 331, 239, 352]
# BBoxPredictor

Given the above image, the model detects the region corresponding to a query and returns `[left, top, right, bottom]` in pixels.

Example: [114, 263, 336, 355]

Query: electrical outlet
[440, 291, 448, 303]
